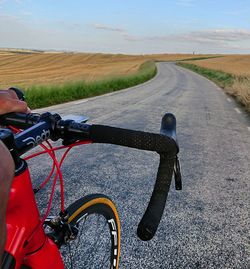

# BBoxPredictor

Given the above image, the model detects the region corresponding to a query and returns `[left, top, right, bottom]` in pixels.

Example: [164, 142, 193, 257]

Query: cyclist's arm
[0, 141, 15, 257]
[0, 88, 29, 257]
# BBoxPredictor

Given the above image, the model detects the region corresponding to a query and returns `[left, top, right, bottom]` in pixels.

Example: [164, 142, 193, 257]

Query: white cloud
[187, 29, 250, 43]
[91, 23, 125, 33]
[123, 33, 144, 41]
[123, 28, 250, 45]
[121, 28, 250, 53]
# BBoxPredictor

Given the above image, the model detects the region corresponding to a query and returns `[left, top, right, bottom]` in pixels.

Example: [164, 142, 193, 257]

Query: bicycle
[0, 94, 181, 268]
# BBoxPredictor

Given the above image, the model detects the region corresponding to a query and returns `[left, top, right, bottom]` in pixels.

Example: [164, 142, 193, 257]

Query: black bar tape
[137, 155, 175, 241]
[90, 125, 178, 156]
[90, 123, 179, 241]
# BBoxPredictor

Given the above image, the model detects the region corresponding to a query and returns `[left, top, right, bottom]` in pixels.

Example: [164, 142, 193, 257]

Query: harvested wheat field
[186, 55, 250, 77]
[0, 50, 212, 88]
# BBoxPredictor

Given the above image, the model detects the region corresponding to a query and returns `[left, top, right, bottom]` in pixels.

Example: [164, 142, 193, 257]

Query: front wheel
[60, 194, 120, 269]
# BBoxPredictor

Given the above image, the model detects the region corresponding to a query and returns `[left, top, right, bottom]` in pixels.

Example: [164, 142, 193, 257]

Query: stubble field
[186, 55, 250, 76]
[0, 50, 211, 88]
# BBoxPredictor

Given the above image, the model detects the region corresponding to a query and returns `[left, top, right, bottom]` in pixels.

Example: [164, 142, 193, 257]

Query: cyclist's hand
[0, 89, 29, 115]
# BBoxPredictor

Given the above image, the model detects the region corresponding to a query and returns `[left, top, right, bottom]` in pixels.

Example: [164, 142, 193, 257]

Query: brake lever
[174, 156, 182, 190]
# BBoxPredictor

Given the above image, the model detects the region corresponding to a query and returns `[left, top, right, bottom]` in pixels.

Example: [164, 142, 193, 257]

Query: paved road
[33, 63, 250, 268]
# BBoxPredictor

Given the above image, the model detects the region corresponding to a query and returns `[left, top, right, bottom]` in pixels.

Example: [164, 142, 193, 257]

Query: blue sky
[0, 0, 250, 54]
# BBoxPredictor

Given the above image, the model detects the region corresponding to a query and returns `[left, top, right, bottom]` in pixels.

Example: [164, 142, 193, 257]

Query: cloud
[91, 23, 125, 32]
[123, 29, 250, 45]
[185, 29, 250, 43]
[122, 33, 144, 41]
[121, 28, 250, 53]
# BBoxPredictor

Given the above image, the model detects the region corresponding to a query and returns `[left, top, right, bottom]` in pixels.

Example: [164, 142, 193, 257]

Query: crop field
[185, 55, 250, 76]
[0, 50, 213, 88]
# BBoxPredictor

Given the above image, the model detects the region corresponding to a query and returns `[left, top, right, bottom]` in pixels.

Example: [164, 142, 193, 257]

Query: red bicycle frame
[5, 165, 64, 269]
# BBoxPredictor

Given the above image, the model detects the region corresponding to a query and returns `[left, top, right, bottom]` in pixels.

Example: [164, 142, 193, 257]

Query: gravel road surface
[33, 63, 250, 268]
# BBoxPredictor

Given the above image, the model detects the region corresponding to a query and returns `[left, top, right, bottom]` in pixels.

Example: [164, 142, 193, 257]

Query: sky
[0, 0, 250, 54]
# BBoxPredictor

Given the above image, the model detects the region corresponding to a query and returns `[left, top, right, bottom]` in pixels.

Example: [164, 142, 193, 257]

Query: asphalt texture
[31, 63, 250, 268]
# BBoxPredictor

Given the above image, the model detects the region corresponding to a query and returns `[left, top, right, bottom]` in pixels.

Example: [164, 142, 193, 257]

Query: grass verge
[178, 56, 222, 62]
[25, 60, 157, 109]
[177, 62, 234, 88]
[177, 62, 250, 112]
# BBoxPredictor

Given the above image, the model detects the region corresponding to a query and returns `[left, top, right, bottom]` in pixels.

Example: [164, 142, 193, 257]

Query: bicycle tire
[60, 194, 120, 269]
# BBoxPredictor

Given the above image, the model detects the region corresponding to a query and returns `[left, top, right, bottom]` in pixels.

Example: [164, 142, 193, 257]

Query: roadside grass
[178, 56, 222, 62]
[229, 77, 250, 111]
[25, 60, 157, 109]
[178, 62, 250, 111]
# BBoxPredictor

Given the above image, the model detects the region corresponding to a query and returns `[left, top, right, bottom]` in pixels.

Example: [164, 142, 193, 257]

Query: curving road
[33, 63, 250, 268]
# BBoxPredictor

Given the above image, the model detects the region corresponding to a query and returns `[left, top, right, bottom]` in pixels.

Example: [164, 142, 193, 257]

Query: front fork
[22, 238, 64, 269]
